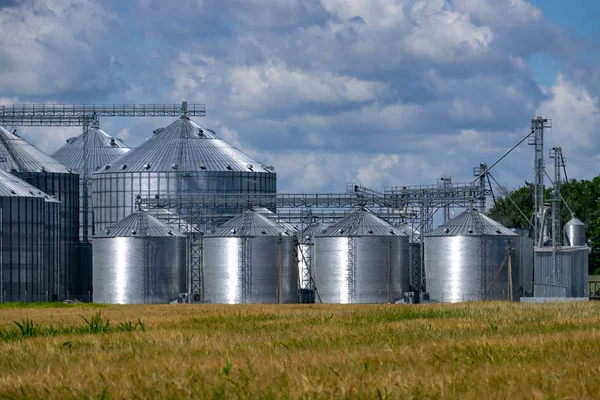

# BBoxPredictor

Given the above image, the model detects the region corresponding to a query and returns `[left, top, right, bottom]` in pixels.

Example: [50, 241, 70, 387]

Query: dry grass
[0, 301, 599, 399]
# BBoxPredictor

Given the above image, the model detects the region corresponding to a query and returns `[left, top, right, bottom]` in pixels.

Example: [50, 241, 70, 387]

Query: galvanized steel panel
[533, 247, 588, 298]
[93, 236, 187, 304]
[425, 235, 520, 303]
[0, 125, 70, 173]
[202, 236, 298, 304]
[313, 236, 410, 304]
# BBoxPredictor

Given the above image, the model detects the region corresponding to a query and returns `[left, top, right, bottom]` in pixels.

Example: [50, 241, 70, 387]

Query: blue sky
[0, 0, 598, 194]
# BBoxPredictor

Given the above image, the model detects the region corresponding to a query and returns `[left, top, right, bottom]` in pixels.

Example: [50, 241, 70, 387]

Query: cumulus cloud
[0, 0, 121, 97]
[0, 0, 596, 195]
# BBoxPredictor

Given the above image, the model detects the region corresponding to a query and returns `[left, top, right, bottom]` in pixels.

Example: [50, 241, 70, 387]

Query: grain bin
[202, 210, 297, 304]
[52, 122, 130, 240]
[424, 208, 520, 303]
[313, 208, 410, 304]
[0, 125, 80, 298]
[92, 117, 276, 234]
[93, 211, 187, 304]
[0, 169, 59, 302]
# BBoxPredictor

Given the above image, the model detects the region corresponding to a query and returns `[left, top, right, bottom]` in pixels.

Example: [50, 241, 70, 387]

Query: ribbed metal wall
[202, 210, 297, 304]
[17, 172, 81, 297]
[533, 247, 588, 298]
[0, 125, 81, 299]
[92, 212, 187, 304]
[202, 236, 297, 304]
[313, 209, 410, 304]
[314, 236, 409, 303]
[512, 228, 534, 297]
[424, 209, 520, 303]
[0, 169, 62, 302]
[425, 236, 520, 302]
[92, 117, 276, 234]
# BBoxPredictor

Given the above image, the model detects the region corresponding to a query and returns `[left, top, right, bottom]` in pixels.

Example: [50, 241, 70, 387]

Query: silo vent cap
[171, 163, 178, 170]
[199, 164, 206, 170]
[143, 164, 151, 170]
[121, 164, 128, 170]
[131, 230, 137, 235]
[226, 165, 233, 170]
[104, 165, 110, 170]
[444, 228, 450, 233]
[368, 230, 374, 235]
[468, 228, 473, 234]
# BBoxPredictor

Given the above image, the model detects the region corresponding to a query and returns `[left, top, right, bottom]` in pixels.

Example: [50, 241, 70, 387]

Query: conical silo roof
[0, 125, 70, 173]
[252, 207, 298, 233]
[94, 211, 186, 238]
[0, 168, 57, 200]
[316, 208, 405, 237]
[207, 210, 290, 237]
[426, 208, 517, 237]
[51, 125, 130, 176]
[94, 117, 271, 173]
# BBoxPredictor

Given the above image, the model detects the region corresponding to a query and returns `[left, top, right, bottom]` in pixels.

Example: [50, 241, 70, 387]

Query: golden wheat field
[0, 301, 599, 399]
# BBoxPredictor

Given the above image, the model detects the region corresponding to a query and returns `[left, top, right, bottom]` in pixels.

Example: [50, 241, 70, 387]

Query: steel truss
[0, 102, 206, 244]
[142, 179, 490, 294]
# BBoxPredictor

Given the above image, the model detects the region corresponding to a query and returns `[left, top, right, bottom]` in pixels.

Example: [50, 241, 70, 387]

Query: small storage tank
[313, 208, 410, 304]
[202, 210, 297, 304]
[0, 125, 80, 299]
[564, 217, 586, 247]
[0, 169, 58, 302]
[424, 208, 520, 303]
[92, 211, 187, 304]
[52, 123, 130, 240]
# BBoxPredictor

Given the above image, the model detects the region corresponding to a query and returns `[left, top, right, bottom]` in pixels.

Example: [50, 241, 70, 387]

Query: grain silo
[51, 122, 130, 240]
[0, 125, 80, 299]
[92, 116, 276, 234]
[202, 210, 297, 304]
[313, 208, 410, 304]
[424, 208, 520, 303]
[0, 169, 59, 302]
[92, 211, 187, 304]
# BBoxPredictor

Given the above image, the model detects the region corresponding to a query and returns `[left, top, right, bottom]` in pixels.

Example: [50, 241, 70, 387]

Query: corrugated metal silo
[424, 208, 520, 303]
[0, 125, 80, 299]
[92, 117, 277, 234]
[52, 123, 130, 240]
[313, 208, 410, 304]
[92, 211, 187, 304]
[0, 169, 58, 302]
[202, 210, 297, 304]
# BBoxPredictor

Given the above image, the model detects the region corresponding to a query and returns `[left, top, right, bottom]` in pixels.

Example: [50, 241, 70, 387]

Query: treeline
[488, 177, 600, 274]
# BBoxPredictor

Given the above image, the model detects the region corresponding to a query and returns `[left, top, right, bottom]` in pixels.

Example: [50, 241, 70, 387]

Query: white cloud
[536, 75, 600, 177]
[0, 0, 118, 96]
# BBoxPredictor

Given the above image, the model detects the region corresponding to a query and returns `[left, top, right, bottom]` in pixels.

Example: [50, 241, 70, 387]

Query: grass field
[0, 301, 599, 399]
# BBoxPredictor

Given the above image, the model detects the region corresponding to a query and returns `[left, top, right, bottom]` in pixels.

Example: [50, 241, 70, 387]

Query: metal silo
[202, 210, 297, 304]
[564, 217, 586, 247]
[0, 125, 80, 299]
[0, 169, 59, 302]
[424, 208, 520, 303]
[92, 211, 187, 304]
[52, 123, 130, 240]
[92, 117, 277, 234]
[313, 208, 410, 304]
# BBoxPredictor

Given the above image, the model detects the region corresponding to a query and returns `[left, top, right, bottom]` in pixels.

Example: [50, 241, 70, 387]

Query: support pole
[507, 242, 513, 302]
[387, 240, 392, 304]
[278, 234, 283, 304]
